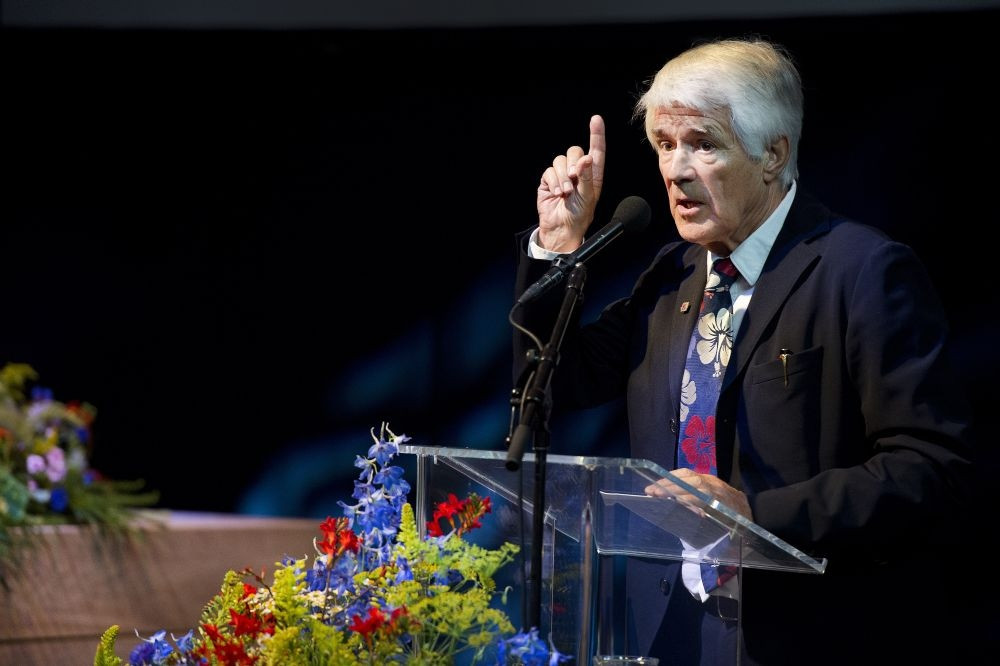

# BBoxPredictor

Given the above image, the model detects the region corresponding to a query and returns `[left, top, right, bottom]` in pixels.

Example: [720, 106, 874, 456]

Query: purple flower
[45, 446, 67, 482]
[26, 454, 46, 475]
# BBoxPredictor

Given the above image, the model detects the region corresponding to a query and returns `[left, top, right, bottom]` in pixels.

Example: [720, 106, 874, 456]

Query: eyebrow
[652, 123, 725, 141]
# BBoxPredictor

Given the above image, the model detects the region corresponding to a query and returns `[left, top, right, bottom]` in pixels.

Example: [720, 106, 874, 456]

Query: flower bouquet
[0, 362, 159, 581]
[95, 424, 572, 665]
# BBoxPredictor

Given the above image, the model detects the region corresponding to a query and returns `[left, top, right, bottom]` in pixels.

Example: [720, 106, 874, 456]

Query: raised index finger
[588, 114, 607, 180]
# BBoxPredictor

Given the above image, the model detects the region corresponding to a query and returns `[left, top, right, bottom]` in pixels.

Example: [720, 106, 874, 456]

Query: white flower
[679, 369, 697, 422]
[695, 308, 733, 373]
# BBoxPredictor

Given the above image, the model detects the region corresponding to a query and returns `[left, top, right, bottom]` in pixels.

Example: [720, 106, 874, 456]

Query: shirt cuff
[527, 228, 564, 261]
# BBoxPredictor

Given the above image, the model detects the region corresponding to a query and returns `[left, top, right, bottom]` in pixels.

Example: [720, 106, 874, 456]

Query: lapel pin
[680, 301, 691, 313]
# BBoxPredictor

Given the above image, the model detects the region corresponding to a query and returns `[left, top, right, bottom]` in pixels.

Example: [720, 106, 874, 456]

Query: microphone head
[613, 195, 652, 235]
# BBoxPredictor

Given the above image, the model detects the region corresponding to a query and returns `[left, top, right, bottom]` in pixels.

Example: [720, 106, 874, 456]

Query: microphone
[517, 195, 651, 306]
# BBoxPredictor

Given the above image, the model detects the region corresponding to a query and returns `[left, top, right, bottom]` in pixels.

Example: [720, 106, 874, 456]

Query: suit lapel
[721, 192, 831, 391]
[666, 245, 709, 411]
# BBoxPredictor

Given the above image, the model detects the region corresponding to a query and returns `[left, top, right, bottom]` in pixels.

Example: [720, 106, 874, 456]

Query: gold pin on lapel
[680, 301, 691, 313]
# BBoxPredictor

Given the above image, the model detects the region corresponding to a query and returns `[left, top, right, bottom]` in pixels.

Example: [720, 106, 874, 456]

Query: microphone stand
[506, 262, 587, 632]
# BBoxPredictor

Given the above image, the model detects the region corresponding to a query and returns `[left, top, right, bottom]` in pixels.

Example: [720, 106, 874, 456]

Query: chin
[675, 218, 713, 244]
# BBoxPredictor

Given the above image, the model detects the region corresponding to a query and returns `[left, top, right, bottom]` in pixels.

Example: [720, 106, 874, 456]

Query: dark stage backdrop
[3, 9, 997, 517]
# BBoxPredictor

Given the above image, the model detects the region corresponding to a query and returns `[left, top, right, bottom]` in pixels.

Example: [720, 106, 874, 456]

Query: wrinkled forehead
[650, 104, 733, 137]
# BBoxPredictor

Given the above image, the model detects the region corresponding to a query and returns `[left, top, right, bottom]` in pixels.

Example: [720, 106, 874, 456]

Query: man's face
[652, 105, 773, 255]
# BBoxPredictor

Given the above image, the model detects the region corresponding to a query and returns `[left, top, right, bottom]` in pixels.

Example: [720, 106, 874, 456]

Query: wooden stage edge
[0, 510, 320, 664]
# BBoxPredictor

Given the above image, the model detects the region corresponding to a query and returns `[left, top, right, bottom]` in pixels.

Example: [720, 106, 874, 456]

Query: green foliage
[256, 559, 357, 665]
[200, 569, 251, 629]
[263, 622, 356, 666]
[0, 363, 38, 404]
[93, 624, 124, 666]
[373, 503, 520, 664]
[267, 556, 311, 628]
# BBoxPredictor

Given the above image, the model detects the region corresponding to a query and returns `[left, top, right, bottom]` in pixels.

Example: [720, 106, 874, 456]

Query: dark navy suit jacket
[513, 189, 980, 664]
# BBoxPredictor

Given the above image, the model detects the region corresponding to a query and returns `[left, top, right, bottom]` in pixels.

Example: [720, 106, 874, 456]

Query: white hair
[635, 38, 803, 187]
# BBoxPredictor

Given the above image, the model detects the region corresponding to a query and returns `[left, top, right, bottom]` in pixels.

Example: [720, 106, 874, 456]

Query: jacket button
[669, 418, 677, 434]
[659, 577, 671, 595]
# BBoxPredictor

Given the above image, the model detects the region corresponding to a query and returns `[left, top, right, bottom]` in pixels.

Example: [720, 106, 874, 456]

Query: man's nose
[664, 148, 695, 183]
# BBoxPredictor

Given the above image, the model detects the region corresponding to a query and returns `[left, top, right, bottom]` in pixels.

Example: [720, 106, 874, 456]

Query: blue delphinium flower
[432, 567, 464, 587]
[173, 629, 195, 654]
[128, 641, 156, 666]
[128, 630, 174, 665]
[306, 557, 329, 592]
[367, 428, 409, 465]
[394, 553, 414, 583]
[496, 627, 572, 665]
[338, 425, 413, 569]
[352, 454, 377, 484]
[373, 464, 411, 504]
[326, 552, 357, 595]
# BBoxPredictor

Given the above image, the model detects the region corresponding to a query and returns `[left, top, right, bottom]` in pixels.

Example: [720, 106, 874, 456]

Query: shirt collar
[709, 180, 796, 287]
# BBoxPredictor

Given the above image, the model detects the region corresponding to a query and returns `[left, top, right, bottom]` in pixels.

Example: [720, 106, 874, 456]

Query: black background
[3, 8, 997, 517]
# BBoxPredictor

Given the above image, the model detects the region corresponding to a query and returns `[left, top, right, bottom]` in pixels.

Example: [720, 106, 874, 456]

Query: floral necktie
[677, 256, 739, 475]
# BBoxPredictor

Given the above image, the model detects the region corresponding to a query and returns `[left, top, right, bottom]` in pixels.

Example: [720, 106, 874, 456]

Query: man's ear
[763, 136, 790, 182]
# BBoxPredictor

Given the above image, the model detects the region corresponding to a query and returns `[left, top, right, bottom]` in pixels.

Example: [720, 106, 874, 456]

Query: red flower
[211, 641, 256, 665]
[201, 623, 223, 642]
[197, 622, 257, 665]
[436, 493, 464, 519]
[229, 608, 263, 636]
[426, 492, 492, 537]
[680, 415, 717, 473]
[338, 527, 360, 554]
[349, 606, 387, 638]
[318, 516, 360, 558]
[66, 400, 96, 425]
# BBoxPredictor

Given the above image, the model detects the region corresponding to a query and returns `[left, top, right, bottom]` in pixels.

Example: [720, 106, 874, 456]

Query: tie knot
[711, 257, 740, 287]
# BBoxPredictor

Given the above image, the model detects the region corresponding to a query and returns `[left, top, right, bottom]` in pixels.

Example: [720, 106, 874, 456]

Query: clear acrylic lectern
[399, 444, 827, 664]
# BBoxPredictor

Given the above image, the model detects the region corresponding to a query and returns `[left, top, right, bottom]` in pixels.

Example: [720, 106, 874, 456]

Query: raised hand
[536, 114, 606, 253]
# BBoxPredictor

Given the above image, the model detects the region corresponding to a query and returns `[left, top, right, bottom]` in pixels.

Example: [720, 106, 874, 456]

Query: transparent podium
[399, 444, 826, 665]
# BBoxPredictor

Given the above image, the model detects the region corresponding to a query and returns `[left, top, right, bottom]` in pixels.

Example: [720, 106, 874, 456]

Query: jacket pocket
[749, 345, 822, 386]
[742, 345, 824, 484]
